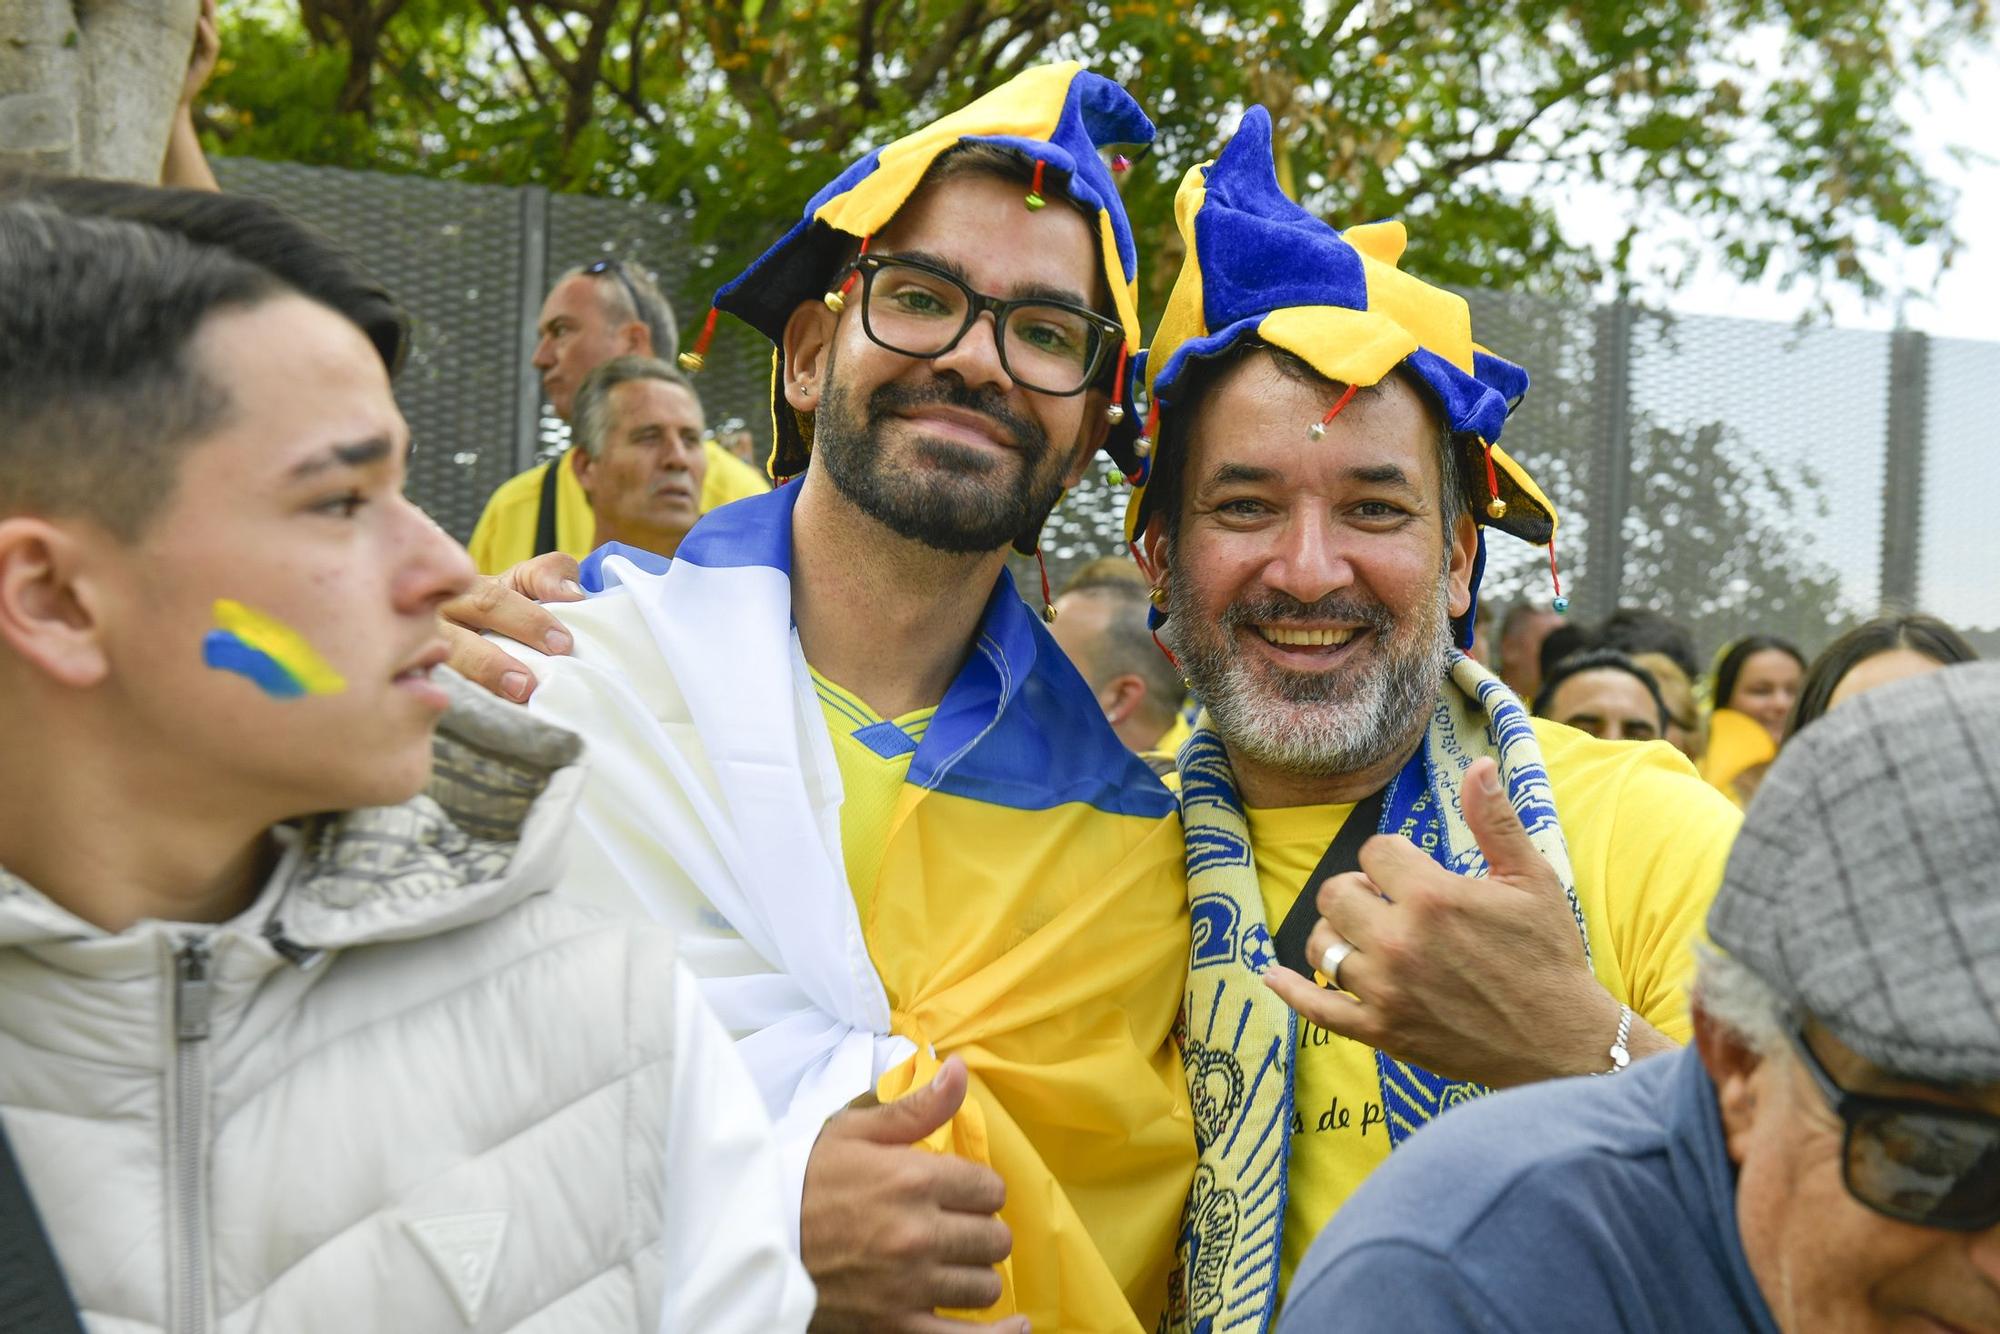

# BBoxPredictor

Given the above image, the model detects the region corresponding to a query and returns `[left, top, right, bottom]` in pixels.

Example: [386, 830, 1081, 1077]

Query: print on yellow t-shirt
[808, 667, 935, 921]
[1248, 718, 1736, 1301]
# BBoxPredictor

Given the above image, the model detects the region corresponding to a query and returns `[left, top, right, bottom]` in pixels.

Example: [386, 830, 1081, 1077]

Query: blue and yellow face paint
[202, 599, 346, 699]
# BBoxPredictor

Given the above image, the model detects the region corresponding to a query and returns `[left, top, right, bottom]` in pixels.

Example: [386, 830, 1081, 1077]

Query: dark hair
[572, 355, 701, 459]
[1535, 648, 1669, 732]
[1787, 614, 1979, 739]
[1149, 338, 1471, 540]
[1537, 620, 1597, 682]
[1713, 635, 1807, 714]
[0, 170, 409, 374]
[1598, 606, 1699, 681]
[0, 203, 287, 539]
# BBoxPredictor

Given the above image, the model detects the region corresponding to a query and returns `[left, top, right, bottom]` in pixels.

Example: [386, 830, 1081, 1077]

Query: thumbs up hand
[1262, 759, 1666, 1087]
[800, 1057, 1027, 1332]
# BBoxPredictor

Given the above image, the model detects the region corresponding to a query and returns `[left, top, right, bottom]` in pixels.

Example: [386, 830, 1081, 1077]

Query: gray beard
[1167, 567, 1453, 780]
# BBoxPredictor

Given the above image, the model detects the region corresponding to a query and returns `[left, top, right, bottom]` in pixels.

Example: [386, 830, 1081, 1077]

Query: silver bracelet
[1595, 1003, 1634, 1075]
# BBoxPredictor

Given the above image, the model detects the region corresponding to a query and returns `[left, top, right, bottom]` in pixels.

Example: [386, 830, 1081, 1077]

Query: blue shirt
[1278, 1047, 1782, 1334]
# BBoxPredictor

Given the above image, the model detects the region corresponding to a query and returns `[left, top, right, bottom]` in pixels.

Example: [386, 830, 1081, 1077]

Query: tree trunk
[0, 0, 201, 181]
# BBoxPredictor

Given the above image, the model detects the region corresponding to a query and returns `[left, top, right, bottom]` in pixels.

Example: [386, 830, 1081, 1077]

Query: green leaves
[204, 0, 1983, 317]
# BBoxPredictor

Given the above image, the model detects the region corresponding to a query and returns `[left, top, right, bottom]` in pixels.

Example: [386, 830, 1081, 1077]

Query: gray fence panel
[1919, 335, 2000, 653]
[1458, 289, 1615, 619]
[213, 158, 527, 542]
[1619, 309, 1892, 655]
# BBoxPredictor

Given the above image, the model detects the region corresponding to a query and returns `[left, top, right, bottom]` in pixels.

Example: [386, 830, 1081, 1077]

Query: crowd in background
[4, 27, 2000, 1334]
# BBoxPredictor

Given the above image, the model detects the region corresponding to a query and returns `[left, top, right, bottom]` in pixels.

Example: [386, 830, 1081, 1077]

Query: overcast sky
[1621, 39, 1998, 338]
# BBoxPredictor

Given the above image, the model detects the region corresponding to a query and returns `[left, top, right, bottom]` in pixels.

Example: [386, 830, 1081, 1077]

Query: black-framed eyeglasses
[1789, 1025, 2000, 1232]
[839, 253, 1123, 397]
[584, 257, 645, 321]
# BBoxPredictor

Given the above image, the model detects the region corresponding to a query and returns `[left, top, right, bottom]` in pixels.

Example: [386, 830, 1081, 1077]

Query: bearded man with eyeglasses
[1279, 663, 2000, 1334]
[492, 66, 1195, 1334]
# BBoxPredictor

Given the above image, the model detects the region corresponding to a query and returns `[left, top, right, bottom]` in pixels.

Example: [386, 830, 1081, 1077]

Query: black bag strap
[0, 1115, 86, 1334]
[532, 454, 564, 558]
[1272, 786, 1389, 979]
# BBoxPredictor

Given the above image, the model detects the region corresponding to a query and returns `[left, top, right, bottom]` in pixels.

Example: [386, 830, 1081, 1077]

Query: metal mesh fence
[213, 158, 528, 541]
[1920, 336, 2000, 656]
[213, 159, 1998, 659]
[1619, 308, 1893, 655]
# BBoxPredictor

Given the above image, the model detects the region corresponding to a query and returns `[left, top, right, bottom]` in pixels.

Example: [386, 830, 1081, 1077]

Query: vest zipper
[171, 936, 213, 1334]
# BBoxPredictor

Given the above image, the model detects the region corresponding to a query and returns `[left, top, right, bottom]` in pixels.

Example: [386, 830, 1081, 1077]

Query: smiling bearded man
[1124, 109, 1744, 1331]
[495, 64, 1194, 1333]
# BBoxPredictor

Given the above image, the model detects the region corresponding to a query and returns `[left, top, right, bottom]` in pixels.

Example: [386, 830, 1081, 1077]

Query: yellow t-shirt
[464, 440, 770, 575]
[808, 668, 936, 922]
[1252, 718, 1738, 1297]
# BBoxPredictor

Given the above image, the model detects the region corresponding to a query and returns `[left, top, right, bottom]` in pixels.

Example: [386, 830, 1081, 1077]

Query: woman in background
[1787, 614, 1978, 739]
[1701, 635, 1806, 806]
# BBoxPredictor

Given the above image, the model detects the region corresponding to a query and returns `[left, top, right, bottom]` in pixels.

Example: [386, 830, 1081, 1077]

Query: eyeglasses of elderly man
[1789, 1025, 2000, 1232]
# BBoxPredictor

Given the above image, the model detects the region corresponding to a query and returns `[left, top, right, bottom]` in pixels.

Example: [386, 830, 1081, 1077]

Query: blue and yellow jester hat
[1124, 108, 1561, 633]
[681, 62, 1155, 485]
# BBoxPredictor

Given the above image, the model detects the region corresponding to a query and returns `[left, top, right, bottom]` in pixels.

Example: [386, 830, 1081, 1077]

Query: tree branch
[1401, 60, 1613, 202]
[897, 0, 988, 105]
[853, 0, 881, 111]
[478, 0, 550, 107]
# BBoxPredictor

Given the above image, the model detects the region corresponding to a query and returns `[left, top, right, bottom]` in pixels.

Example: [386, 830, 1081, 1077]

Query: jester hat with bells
[682, 62, 1155, 571]
[1125, 106, 1561, 648]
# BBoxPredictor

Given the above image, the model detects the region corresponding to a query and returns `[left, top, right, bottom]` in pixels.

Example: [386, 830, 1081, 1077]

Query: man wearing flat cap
[497, 64, 1193, 1333]
[1127, 108, 1742, 1328]
[1280, 662, 2000, 1333]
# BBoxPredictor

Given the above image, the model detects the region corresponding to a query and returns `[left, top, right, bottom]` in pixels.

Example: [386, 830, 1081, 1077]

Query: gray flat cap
[1709, 661, 2000, 1083]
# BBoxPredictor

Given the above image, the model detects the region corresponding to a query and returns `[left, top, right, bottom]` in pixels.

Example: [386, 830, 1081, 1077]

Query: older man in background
[467, 258, 766, 573]
[568, 356, 709, 576]
[1282, 662, 2000, 1334]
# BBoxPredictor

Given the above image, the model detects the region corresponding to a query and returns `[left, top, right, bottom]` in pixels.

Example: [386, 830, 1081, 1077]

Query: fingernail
[500, 670, 531, 701]
[543, 626, 573, 655]
[560, 579, 586, 599]
[1481, 766, 1501, 797]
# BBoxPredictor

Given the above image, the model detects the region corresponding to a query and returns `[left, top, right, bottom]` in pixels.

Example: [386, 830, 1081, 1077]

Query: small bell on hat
[678, 308, 719, 373]
[822, 235, 871, 315]
[1307, 384, 1360, 441]
[1480, 441, 1507, 519]
[1104, 344, 1132, 426]
[1025, 159, 1049, 211]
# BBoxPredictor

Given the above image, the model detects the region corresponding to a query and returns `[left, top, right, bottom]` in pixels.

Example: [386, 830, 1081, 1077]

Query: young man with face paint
[0, 198, 811, 1331]
[1282, 666, 2000, 1334]
[1124, 110, 1742, 1329]
[498, 64, 1194, 1332]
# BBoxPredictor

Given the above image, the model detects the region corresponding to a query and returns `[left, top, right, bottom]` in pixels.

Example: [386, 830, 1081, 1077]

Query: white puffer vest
[0, 680, 677, 1333]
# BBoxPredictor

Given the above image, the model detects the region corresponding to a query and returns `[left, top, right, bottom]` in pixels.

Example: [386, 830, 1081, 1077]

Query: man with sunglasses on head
[1280, 662, 2000, 1334]
[464, 256, 769, 575]
[496, 65, 1194, 1333]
